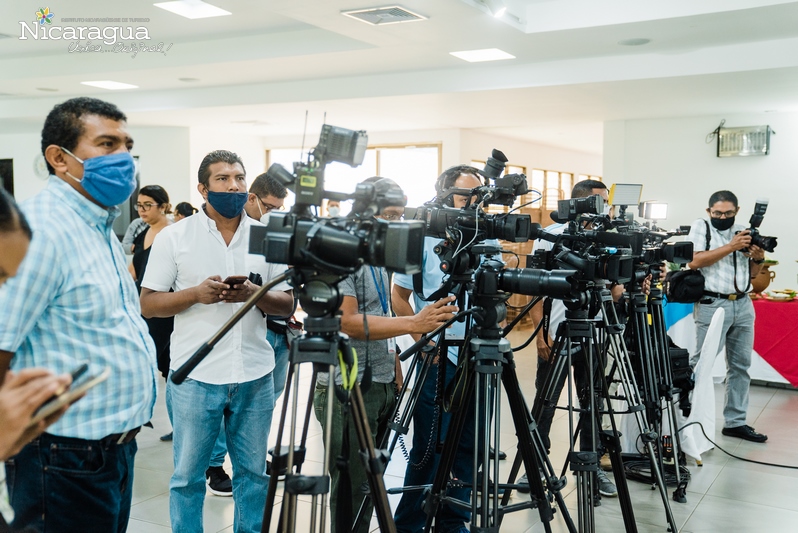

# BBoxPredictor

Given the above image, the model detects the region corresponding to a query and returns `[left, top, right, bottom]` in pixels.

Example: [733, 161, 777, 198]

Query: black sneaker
[516, 473, 530, 494]
[206, 466, 233, 497]
[159, 432, 172, 442]
[721, 425, 768, 443]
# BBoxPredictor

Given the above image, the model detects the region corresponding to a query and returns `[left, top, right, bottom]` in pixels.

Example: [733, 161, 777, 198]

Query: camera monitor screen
[608, 183, 643, 207]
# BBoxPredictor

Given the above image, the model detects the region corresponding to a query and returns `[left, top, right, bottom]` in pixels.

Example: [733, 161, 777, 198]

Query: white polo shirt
[142, 207, 290, 384]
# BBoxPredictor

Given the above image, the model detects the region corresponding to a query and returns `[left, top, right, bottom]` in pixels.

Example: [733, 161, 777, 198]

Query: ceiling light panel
[153, 1, 232, 20]
[450, 48, 515, 62]
[80, 81, 139, 90]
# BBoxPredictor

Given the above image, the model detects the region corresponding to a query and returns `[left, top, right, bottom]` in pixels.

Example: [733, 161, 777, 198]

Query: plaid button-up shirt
[0, 177, 157, 440]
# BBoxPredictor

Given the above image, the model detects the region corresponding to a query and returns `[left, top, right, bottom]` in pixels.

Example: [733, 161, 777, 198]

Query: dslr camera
[737, 198, 777, 253]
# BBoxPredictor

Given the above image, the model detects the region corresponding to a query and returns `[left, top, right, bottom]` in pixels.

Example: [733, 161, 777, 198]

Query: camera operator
[313, 177, 458, 533]
[392, 165, 484, 533]
[686, 190, 767, 443]
[525, 180, 631, 501]
[140, 150, 293, 533]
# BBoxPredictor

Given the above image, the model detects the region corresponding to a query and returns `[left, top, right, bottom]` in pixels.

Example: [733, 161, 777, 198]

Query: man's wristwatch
[751, 258, 765, 264]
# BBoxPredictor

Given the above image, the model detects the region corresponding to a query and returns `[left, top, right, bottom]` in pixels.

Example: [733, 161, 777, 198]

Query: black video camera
[249, 125, 425, 275]
[404, 149, 533, 248]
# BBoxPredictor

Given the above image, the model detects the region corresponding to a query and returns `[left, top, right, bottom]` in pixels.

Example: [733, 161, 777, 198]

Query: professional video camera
[738, 198, 777, 253]
[530, 195, 636, 286]
[249, 125, 424, 275]
[404, 149, 532, 252]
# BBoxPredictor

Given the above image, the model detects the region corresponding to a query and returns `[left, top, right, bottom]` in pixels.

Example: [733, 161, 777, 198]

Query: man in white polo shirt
[140, 150, 293, 533]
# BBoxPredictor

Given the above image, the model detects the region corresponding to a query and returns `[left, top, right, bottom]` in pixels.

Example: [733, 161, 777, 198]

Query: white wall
[460, 129, 602, 179]
[189, 127, 267, 207]
[604, 112, 797, 287]
[128, 126, 191, 207]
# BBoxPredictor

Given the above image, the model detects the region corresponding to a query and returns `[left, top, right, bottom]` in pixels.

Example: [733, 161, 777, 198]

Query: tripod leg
[501, 351, 577, 533]
[600, 292, 679, 532]
[347, 383, 397, 533]
[262, 361, 296, 533]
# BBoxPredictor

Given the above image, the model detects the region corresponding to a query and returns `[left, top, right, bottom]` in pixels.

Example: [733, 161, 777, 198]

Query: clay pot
[751, 265, 776, 293]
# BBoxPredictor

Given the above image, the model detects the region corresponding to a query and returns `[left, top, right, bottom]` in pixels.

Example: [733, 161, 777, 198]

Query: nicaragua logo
[36, 7, 54, 25]
[20, 7, 151, 45]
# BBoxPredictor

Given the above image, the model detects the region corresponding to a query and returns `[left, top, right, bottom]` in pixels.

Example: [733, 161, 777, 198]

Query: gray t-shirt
[317, 265, 395, 386]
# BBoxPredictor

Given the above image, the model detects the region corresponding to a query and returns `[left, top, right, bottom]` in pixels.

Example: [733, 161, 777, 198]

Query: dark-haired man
[0, 97, 158, 532]
[687, 190, 767, 443]
[393, 165, 484, 533]
[140, 151, 293, 532]
[243, 173, 292, 398]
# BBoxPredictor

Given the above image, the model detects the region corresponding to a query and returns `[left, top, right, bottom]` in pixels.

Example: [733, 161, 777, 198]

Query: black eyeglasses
[259, 198, 285, 213]
[136, 202, 157, 211]
[709, 209, 737, 218]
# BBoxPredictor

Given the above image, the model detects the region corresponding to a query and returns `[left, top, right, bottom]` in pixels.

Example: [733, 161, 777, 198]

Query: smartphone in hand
[222, 275, 248, 287]
[28, 367, 110, 427]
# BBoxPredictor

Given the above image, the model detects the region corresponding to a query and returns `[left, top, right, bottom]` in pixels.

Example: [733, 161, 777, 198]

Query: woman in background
[173, 201, 198, 222]
[129, 185, 176, 442]
[129, 185, 174, 379]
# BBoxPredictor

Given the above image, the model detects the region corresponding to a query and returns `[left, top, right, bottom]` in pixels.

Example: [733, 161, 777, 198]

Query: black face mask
[710, 216, 735, 231]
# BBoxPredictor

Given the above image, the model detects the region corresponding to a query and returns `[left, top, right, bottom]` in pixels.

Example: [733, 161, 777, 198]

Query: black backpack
[663, 220, 710, 304]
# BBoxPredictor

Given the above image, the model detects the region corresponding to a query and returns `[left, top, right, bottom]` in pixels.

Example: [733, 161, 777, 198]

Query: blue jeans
[6, 432, 137, 533]
[167, 372, 274, 533]
[210, 420, 227, 468]
[210, 331, 288, 468]
[267, 329, 290, 400]
[394, 360, 477, 533]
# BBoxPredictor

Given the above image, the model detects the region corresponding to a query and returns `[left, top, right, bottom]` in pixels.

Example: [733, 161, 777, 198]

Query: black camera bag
[664, 220, 710, 304]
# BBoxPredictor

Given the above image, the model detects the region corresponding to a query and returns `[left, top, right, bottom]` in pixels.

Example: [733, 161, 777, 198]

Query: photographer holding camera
[687, 190, 767, 443]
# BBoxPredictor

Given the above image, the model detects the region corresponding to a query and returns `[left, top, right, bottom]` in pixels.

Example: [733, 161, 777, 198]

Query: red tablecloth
[754, 299, 798, 386]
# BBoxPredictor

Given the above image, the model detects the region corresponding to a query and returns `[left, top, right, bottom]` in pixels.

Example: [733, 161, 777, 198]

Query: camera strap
[413, 271, 455, 302]
[541, 297, 553, 348]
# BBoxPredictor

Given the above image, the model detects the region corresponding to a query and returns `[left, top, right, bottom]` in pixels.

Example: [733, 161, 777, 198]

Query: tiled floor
[128, 329, 798, 532]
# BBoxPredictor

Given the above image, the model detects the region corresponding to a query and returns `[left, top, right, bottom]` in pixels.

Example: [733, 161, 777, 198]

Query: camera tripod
[531, 287, 678, 533]
[260, 272, 396, 533]
[621, 283, 688, 502]
[416, 256, 576, 533]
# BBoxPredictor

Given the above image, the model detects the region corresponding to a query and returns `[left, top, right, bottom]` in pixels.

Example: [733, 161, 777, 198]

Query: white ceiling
[1, 0, 797, 154]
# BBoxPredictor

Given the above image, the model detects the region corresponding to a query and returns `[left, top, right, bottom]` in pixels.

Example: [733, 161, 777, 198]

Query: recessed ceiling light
[450, 48, 515, 63]
[618, 38, 651, 46]
[80, 81, 139, 90]
[178, 77, 200, 82]
[36, 87, 59, 92]
[153, 1, 231, 20]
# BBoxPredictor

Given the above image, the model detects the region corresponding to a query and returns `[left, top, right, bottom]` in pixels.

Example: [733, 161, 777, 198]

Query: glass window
[266, 144, 440, 214]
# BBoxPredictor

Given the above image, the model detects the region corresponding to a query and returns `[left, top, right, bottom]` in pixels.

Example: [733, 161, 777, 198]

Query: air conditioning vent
[341, 6, 427, 25]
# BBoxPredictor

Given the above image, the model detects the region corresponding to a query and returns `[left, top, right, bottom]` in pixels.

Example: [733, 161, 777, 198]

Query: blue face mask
[61, 147, 137, 207]
[206, 190, 248, 219]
